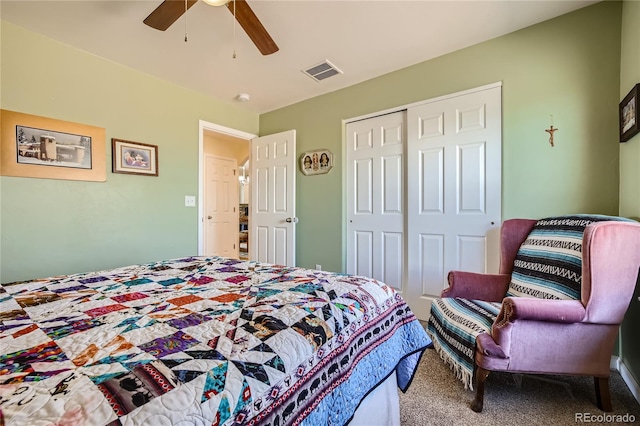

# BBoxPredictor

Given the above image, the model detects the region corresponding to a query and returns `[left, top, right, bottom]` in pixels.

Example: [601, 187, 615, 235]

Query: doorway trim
[198, 120, 257, 255]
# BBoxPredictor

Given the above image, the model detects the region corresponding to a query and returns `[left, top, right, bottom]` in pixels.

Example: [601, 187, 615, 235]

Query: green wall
[619, 2, 640, 218]
[260, 1, 622, 274]
[619, 0, 640, 387]
[0, 22, 259, 283]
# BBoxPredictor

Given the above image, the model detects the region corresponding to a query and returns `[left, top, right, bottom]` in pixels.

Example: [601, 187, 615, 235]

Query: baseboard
[612, 355, 640, 405]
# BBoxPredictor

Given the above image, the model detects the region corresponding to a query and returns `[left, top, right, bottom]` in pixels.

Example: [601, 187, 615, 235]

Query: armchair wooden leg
[594, 377, 612, 412]
[471, 367, 490, 412]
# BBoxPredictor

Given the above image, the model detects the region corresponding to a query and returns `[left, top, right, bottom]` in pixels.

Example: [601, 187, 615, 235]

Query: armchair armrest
[495, 297, 586, 326]
[441, 271, 511, 302]
[476, 333, 507, 358]
[488, 298, 587, 360]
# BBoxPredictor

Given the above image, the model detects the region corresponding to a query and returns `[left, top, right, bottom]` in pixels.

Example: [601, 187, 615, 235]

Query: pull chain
[232, 0, 237, 58]
[184, 0, 188, 42]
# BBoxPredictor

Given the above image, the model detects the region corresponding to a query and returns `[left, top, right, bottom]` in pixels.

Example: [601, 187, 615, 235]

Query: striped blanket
[507, 214, 633, 300]
[426, 299, 501, 390]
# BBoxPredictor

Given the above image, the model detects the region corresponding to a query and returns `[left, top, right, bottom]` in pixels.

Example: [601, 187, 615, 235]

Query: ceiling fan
[144, 0, 279, 55]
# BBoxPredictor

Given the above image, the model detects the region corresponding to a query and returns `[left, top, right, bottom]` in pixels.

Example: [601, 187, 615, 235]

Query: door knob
[208, 215, 212, 219]
[285, 217, 299, 223]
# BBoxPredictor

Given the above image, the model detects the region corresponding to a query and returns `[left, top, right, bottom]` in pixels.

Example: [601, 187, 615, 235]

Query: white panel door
[204, 155, 239, 258]
[250, 130, 296, 266]
[407, 85, 502, 320]
[346, 111, 405, 294]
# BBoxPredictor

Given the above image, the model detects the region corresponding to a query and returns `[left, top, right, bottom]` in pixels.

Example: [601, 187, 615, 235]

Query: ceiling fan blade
[226, 0, 279, 55]
[144, 0, 199, 31]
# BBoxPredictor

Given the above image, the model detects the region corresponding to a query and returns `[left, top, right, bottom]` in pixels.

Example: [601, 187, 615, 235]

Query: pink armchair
[427, 216, 640, 413]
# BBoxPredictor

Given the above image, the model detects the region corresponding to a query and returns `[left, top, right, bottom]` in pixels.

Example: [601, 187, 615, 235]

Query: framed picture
[16, 126, 92, 169]
[300, 149, 333, 176]
[620, 83, 639, 143]
[0, 109, 106, 181]
[112, 138, 158, 176]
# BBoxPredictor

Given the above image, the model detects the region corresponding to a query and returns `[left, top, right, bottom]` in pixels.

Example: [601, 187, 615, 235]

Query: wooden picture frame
[300, 149, 333, 176]
[112, 138, 159, 176]
[0, 109, 106, 181]
[620, 83, 639, 143]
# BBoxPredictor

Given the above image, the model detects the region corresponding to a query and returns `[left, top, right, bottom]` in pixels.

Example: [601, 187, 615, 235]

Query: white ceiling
[1, 0, 598, 114]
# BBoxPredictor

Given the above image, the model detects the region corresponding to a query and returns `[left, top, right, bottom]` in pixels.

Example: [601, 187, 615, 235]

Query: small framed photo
[300, 149, 333, 176]
[620, 83, 639, 143]
[112, 138, 158, 176]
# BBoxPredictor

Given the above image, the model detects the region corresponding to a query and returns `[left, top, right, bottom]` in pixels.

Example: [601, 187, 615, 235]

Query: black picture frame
[620, 83, 639, 143]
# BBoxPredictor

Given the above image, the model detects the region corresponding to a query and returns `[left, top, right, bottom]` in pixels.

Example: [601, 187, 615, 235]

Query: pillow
[506, 215, 633, 300]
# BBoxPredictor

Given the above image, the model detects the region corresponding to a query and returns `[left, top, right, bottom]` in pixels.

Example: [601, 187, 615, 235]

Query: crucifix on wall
[545, 115, 558, 147]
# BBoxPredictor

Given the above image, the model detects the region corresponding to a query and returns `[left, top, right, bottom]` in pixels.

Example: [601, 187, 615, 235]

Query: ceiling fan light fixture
[202, 0, 231, 7]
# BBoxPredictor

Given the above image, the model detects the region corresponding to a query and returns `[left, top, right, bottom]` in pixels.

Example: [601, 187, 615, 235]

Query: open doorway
[197, 120, 256, 258]
[238, 157, 250, 260]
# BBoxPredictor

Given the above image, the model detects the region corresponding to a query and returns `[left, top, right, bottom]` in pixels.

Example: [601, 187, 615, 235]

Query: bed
[0, 256, 430, 425]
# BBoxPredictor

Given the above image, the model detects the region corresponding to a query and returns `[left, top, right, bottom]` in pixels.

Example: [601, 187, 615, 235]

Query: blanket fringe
[429, 337, 474, 391]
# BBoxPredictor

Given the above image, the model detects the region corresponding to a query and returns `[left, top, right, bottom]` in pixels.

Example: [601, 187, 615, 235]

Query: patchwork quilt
[0, 257, 430, 426]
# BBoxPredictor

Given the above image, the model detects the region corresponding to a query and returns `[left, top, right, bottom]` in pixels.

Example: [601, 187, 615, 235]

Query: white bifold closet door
[346, 111, 406, 296]
[346, 84, 502, 320]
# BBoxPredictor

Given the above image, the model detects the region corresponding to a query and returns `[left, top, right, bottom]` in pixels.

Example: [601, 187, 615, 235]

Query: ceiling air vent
[302, 60, 343, 82]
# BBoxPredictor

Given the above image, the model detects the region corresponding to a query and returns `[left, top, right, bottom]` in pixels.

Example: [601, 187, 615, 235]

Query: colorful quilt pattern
[0, 257, 430, 425]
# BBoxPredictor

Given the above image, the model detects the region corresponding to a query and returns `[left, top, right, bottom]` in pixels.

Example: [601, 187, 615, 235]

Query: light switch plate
[185, 196, 196, 207]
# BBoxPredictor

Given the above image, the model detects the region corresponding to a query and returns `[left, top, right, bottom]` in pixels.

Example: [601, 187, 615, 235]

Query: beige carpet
[399, 348, 640, 426]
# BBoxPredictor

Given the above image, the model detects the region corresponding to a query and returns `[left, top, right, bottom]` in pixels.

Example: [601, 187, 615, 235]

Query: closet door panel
[419, 147, 444, 214]
[355, 158, 373, 214]
[418, 233, 445, 297]
[457, 142, 486, 214]
[382, 154, 403, 214]
[382, 231, 403, 291]
[347, 111, 405, 294]
[407, 85, 502, 320]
